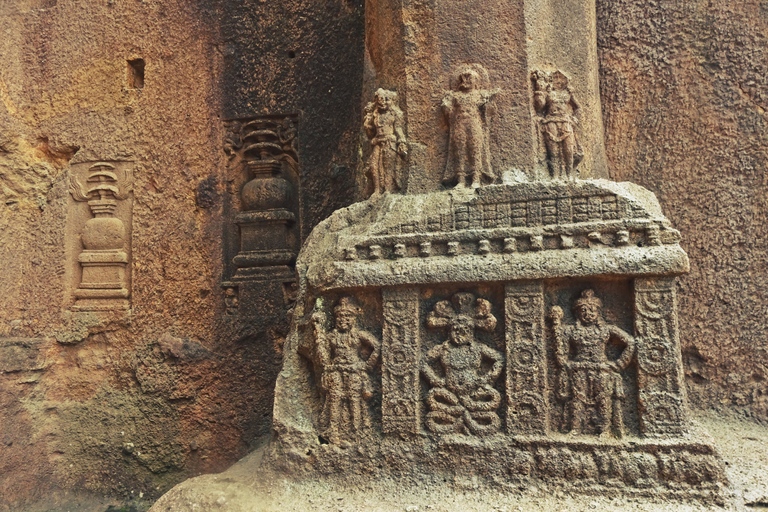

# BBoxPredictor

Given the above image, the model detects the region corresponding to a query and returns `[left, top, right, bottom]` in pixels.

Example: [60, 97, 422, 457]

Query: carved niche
[222, 115, 300, 314]
[68, 161, 133, 311]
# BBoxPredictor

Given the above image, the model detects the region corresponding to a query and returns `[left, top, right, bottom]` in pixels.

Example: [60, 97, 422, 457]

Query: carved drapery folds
[442, 64, 499, 188]
[68, 161, 132, 311]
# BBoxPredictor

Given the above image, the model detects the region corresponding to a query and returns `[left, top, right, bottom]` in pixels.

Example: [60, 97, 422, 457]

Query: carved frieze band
[340, 220, 679, 262]
[634, 277, 686, 435]
[505, 282, 548, 435]
[382, 288, 421, 435]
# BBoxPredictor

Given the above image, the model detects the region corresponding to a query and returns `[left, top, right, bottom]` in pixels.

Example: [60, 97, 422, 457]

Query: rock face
[0, 0, 766, 509]
[268, 180, 725, 500]
[0, 0, 363, 509]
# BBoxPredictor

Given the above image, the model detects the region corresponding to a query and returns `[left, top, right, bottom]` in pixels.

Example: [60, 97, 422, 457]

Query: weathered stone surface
[268, 179, 724, 502]
[596, 0, 768, 422]
[0, 0, 766, 508]
[0, 0, 363, 508]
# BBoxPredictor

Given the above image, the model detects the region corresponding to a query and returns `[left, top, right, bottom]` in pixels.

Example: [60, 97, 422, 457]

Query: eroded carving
[224, 286, 239, 316]
[312, 297, 380, 444]
[422, 293, 503, 436]
[505, 283, 548, 434]
[69, 161, 132, 311]
[532, 70, 583, 180]
[550, 290, 635, 437]
[442, 65, 499, 188]
[363, 89, 407, 196]
[382, 288, 420, 435]
[224, 115, 300, 285]
[635, 278, 687, 435]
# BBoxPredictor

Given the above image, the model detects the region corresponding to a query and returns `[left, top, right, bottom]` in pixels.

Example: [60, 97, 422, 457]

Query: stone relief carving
[224, 286, 239, 316]
[634, 278, 687, 435]
[312, 297, 380, 444]
[381, 289, 421, 435]
[231, 116, 298, 278]
[505, 283, 548, 435]
[422, 293, 503, 436]
[69, 161, 132, 311]
[221, 115, 301, 314]
[442, 64, 500, 188]
[550, 290, 635, 437]
[532, 70, 583, 180]
[363, 88, 407, 196]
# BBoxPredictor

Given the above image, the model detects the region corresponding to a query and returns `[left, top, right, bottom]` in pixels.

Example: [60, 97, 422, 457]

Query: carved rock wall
[597, 0, 768, 419]
[0, 0, 363, 509]
[0, 0, 766, 508]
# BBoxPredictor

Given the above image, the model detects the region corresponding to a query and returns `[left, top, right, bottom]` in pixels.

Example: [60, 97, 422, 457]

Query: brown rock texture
[0, 0, 766, 509]
[0, 0, 363, 509]
[597, 0, 768, 419]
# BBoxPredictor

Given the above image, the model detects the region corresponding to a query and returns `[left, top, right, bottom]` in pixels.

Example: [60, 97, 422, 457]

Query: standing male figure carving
[363, 88, 407, 196]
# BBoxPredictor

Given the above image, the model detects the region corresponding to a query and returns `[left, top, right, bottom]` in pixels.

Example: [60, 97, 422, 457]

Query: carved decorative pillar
[505, 282, 548, 435]
[381, 288, 421, 435]
[222, 116, 300, 316]
[69, 162, 132, 311]
[634, 277, 687, 435]
[233, 119, 297, 280]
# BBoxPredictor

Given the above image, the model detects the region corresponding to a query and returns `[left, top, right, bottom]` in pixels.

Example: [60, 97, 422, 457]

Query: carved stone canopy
[305, 180, 687, 291]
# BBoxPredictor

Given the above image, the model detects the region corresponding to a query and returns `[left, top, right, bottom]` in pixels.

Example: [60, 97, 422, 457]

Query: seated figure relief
[550, 290, 636, 438]
[312, 297, 381, 444]
[422, 293, 504, 436]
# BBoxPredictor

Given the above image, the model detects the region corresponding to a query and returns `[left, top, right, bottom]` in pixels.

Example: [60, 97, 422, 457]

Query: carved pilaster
[381, 288, 420, 435]
[634, 277, 686, 435]
[505, 282, 548, 435]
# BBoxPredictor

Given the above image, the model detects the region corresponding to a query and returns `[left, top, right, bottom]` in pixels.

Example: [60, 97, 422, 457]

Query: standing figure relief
[442, 64, 500, 188]
[549, 290, 636, 438]
[312, 297, 381, 444]
[363, 88, 408, 196]
[422, 293, 504, 436]
[532, 70, 583, 180]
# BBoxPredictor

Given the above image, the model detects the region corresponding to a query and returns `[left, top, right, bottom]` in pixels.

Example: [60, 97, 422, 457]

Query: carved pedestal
[222, 116, 300, 316]
[272, 181, 725, 501]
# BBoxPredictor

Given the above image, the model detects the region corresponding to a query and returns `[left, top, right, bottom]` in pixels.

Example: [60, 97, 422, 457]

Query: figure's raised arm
[312, 310, 331, 367]
[549, 306, 567, 368]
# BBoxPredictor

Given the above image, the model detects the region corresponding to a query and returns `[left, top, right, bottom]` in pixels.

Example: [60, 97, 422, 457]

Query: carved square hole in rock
[127, 58, 145, 89]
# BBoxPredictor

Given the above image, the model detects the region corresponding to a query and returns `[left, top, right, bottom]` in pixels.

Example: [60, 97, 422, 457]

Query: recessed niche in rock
[222, 114, 301, 316]
[263, 0, 726, 504]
